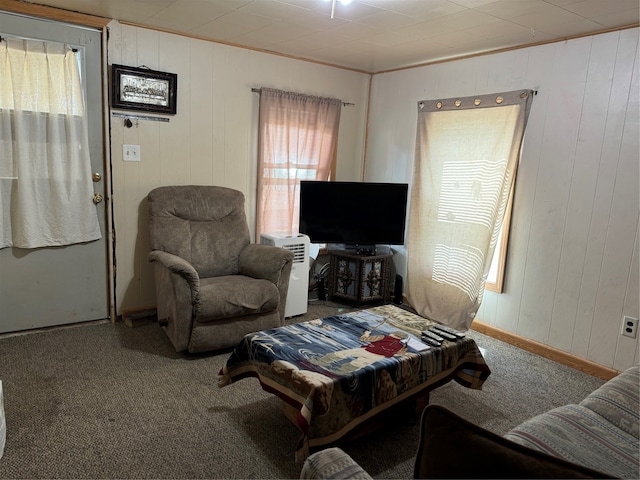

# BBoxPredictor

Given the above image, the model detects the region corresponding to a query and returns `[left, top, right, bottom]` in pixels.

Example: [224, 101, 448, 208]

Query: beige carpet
[0, 300, 604, 479]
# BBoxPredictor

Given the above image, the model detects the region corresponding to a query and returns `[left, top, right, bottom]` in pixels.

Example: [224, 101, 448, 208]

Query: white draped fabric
[407, 90, 534, 331]
[0, 37, 101, 249]
[256, 88, 341, 240]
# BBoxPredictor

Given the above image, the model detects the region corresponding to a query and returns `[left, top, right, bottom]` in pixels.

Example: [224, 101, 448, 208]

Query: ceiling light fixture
[327, 0, 353, 19]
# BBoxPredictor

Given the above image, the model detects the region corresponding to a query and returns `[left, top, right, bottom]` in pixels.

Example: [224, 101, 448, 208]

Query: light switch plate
[123, 144, 140, 162]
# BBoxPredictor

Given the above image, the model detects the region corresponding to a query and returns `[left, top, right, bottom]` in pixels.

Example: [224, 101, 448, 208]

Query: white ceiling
[24, 0, 640, 73]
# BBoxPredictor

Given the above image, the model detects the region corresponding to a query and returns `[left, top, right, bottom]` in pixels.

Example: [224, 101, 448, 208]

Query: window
[406, 90, 533, 330]
[485, 186, 515, 293]
[0, 36, 101, 248]
[256, 88, 341, 240]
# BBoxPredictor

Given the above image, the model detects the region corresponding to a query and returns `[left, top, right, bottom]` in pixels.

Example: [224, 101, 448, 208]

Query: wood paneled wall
[107, 22, 370, 315]
[365, 28, 639, 371]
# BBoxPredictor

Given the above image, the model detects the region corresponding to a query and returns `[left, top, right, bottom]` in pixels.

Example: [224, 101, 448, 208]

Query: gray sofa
[301, 364, 639, 479]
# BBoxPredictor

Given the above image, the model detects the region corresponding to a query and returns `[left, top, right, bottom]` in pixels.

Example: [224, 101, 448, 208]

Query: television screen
[299, 181, 409, 249]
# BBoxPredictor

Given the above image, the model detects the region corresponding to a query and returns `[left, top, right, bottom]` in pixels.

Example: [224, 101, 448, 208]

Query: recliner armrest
[148, 250, 200, 289]
[238, 244, 294, 284]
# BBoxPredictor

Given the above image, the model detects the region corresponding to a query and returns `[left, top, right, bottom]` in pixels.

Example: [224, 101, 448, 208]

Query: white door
[0, 13, 109, 333]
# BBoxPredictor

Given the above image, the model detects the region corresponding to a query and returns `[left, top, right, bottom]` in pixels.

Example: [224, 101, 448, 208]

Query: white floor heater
[259, 233, 310, 318]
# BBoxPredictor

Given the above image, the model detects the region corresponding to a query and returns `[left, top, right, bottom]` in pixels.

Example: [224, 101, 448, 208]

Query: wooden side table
[328, 250, 392, 304]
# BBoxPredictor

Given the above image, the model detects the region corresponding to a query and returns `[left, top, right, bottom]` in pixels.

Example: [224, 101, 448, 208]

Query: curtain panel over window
[256, 88, 341, 240]
[407, 90, 534, 331]
[0, 37, 101, 249]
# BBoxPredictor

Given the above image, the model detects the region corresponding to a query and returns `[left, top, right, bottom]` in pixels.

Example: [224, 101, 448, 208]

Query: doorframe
[0, 1, 108, 29]
[101, 24, 116, 323]
[1, 0, 116, 323]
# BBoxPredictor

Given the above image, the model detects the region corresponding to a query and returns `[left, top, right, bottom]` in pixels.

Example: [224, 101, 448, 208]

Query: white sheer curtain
[256, 88, 341, 240]
[0, 37, 101, 249]
[407, 90, 534, 331]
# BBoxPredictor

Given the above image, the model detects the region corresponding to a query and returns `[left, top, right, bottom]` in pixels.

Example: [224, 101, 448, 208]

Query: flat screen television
[299, 180, 409, 255]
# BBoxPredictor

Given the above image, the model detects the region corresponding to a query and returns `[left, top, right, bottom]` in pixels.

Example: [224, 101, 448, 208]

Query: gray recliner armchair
[147, 185, 294, 353]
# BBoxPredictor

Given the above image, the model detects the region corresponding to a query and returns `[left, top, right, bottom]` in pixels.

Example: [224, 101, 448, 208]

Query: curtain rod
[251, 87, 354, 107]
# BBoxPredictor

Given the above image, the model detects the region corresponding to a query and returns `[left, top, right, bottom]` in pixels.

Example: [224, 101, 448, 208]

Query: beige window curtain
[0, 37, 101, 249]
[256, 88, 341, 240]
[407, 90, 534, 331]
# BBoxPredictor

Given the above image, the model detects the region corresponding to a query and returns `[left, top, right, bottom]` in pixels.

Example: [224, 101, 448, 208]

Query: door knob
[93, 193, 103, 204]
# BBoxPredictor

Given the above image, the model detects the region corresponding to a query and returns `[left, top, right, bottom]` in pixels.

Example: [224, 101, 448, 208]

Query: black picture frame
[111, 64, 177, 115]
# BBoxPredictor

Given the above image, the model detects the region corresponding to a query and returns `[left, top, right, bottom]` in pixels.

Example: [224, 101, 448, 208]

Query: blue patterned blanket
[219, 304, 490, 460]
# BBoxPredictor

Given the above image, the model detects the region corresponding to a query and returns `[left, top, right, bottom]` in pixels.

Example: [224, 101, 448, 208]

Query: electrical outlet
[621, 316, 638, 339]
[123, 144, 140, 162]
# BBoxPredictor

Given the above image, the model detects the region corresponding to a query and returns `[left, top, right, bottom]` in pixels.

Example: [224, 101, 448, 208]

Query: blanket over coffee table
[218, 304, 490, 460]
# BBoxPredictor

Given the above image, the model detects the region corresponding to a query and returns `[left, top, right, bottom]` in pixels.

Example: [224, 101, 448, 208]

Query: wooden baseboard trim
[471, 320, 619, 381]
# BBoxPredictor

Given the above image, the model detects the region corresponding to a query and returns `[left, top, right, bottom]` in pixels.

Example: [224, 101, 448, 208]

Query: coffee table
[218, 304, 490, 461]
